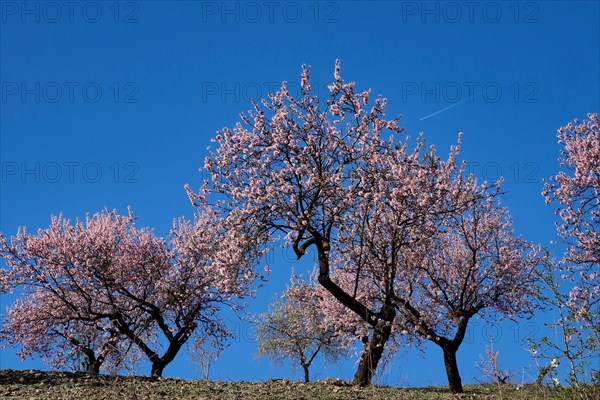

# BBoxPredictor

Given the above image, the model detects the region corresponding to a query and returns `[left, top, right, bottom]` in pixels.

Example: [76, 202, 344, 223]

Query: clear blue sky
[1, 0, 599, 387]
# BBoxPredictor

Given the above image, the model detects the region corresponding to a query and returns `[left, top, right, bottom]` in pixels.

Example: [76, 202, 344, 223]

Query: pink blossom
[0, 206, 267, 377]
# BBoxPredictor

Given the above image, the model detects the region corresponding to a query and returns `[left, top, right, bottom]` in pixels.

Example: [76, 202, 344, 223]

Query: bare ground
[0, 369, 595, 399]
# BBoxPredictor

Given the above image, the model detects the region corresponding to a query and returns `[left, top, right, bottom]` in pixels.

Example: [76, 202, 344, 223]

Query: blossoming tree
[315, 134, 482, 387]
[255, 274, 348, 382]
[196, 59, 540, 390]
[541, 113, 600, 387]
[195, 60, 407, 386]
[335, 173, 541, 393]
[0, 206, 266, 377]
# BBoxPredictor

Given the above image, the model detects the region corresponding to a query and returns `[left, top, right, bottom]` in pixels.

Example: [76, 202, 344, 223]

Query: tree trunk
[150, 338, 186, 378]
[88, 358, 101, 376]
[312, 240, 394, 386]
[352, 318, 393, 387]
[80, 348, 101, 376]
[442, 346, 463, 394]
[303, 364, 310, 383]
[151, 361, 166, 378]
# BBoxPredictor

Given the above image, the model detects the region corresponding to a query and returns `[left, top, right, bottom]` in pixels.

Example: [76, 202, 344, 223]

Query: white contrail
[419, 93, 480, 121]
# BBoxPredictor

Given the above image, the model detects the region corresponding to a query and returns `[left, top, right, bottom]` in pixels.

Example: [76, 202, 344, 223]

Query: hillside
[0, 369, 592, 399]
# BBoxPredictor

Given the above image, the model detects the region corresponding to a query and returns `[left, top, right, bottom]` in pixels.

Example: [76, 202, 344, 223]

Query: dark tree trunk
[151, 339, 186, 378]
[442, 346, 463, 394]
[309, 238, 396, 387]
[109, 297, 199, 379]
[303, 365, 310, 383]
[395, 295, 472, 394]
[88, 358, 101, 376]
[151, 361, 166, 378]
[352, 307, 395, 387]
[79, 348, 101, 376]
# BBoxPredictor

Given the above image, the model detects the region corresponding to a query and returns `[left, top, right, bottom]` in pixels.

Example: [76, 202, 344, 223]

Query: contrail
[419, 93, 480, 121]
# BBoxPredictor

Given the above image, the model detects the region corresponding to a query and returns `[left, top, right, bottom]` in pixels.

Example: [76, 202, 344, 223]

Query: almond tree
[541, 113, 600, 389]
[195, 60, 406, 386]
[316, 135, 480, 387]
[315, 131, 541, 394]
[0, 206, 266, 377]
[255, 274, 348, 382]
[0, 209, 159, 374]
[363, 189, 538, 393]
[196, 59, 504, 386]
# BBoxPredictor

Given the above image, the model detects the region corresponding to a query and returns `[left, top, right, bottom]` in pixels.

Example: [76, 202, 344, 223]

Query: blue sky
[1, 0, 599, 387]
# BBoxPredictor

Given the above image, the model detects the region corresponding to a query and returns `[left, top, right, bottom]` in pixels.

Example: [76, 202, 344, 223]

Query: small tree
[476, 343, 516, 385]
[255, 274, 347, 382]
[186, 332, 221, 380]
[533, 258, 598, 389]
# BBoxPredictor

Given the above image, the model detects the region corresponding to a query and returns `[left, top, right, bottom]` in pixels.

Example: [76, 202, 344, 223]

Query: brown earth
[0, 369, 594, 399]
